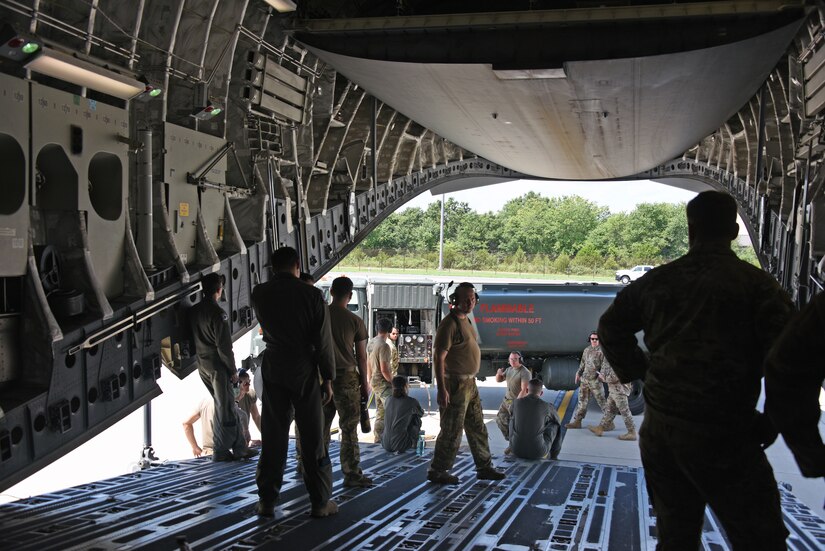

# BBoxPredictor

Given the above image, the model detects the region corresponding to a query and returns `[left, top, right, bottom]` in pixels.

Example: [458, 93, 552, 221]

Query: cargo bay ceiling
[2, 0, 825, 490]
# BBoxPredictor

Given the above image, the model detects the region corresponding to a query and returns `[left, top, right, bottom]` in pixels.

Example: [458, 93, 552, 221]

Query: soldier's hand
[437, 387, 450, 408]
[574, 373, 580, 384]
[322, 380, 334, 406]
[192, 445, 203, 457]
[231, 372, 239, 384]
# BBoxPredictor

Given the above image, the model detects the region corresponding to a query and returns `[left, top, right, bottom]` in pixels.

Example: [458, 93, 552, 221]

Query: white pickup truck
[615, 265, 653, 284]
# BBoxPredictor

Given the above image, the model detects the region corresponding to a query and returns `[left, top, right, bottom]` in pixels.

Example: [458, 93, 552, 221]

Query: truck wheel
[620, 275, 630, 284]
[628, 380, 645, 415]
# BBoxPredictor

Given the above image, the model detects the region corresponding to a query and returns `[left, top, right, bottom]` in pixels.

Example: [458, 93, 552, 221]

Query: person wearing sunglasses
[564, 332, 608, 430]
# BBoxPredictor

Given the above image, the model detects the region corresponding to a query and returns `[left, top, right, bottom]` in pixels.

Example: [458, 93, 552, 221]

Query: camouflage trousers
[323, 371, 363, 478]
[430, 377, 493, 472]
[571, 378, 607, 423]
[495, 398, 513, 441]
[372, 379, 392, 444]
[599, 390, 636, 432]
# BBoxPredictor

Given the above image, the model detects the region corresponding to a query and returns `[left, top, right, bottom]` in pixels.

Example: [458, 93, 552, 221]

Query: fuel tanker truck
[471, 282, 645, 415]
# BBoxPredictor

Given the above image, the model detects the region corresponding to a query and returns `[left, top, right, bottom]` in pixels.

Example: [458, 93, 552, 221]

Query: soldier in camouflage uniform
[323, 277, 373, 487]
[428, 283, 505, 484]
[565, 332, 609, 429]
[494, 351, 530, 451]
[388, 326, 400, 377]
[599, 191, 793, 549]
[369, 318, 394, 443]
[589, 358, 636, 440]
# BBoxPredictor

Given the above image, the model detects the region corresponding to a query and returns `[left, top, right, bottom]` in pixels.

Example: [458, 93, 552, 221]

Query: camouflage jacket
[600, 361, 631, 396]
[577, 345, 604, 381]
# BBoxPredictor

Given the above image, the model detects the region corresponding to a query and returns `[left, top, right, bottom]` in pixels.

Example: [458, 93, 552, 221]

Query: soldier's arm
[379, 346, 392, 383]
[313, 294, 336, 382]
[598, 286, 647, 383]
[214, 311, 237, 378]
[183, 412, 203, 457]
[356, 339, 370, 396]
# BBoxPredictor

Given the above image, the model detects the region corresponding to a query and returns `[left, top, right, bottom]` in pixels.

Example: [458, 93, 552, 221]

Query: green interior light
[210, 108, 222, 116]
[149, 88, 162, 97]
[21, 42, 39, 54]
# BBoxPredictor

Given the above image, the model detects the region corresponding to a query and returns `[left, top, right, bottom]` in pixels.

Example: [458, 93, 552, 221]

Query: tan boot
[311, 500, 339, 518]
[618, 431, 637, 441]
[565, 420, 582, 429]
[589, 425, 604, 437]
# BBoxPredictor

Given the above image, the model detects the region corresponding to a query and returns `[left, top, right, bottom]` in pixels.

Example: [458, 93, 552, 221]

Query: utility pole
[438, 194, 445, 270]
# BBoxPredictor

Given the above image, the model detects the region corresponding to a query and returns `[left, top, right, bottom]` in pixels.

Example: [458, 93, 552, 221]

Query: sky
[399, 179, 698, 214]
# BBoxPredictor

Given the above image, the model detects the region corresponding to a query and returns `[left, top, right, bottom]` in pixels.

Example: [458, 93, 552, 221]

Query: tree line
[343, 192, 757, 276]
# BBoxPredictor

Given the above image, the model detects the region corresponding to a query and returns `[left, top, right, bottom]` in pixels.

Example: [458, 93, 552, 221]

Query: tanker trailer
[471, 282, 645, 415]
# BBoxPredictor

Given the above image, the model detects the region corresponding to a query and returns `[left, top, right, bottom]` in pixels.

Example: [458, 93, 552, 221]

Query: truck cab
[615, 265, 654, 284]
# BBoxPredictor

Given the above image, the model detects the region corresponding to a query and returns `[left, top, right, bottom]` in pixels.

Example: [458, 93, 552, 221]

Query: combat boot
[343, 474, 374, 487]
[589, 425, 605, 437]
[476, 467, 506, 481]
[256, 500, 276, 517]
[565, 420, 582, 429]
[618, 431, 637, 441]
[311, 500, 339, 518]
[235, 448, 259, 459]
[427, 469, 459, 484]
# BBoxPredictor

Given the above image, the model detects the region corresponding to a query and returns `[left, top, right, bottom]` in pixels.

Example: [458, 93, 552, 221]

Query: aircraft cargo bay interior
[0, 1, 823, 549]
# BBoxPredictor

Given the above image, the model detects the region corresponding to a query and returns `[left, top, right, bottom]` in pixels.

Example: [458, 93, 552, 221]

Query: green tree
[553, 253, 571, 274]
[500, 194, 606, 256]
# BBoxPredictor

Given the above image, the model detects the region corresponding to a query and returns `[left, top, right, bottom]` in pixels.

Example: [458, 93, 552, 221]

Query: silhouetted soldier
[428, 282, 505, 484]
[765, 292, 825, 479]
[565, 332, 608, 430]
[252, 247, 338, 518]
[189, 273, 254, 462]
[599, 190, 793, 549]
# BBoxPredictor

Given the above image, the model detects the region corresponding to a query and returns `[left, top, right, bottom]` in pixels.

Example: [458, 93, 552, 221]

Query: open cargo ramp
[0, 442, 823, 550]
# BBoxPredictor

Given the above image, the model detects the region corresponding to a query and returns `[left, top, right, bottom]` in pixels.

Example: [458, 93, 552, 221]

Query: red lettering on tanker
[479, 303, 535, 314]
[475, 315, 543, 325]
[496, 328, 521, 337]
[507, 341, 528, 348]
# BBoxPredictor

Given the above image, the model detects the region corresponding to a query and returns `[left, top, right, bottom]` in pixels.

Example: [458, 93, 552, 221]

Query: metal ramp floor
[1, 442, 823, 550]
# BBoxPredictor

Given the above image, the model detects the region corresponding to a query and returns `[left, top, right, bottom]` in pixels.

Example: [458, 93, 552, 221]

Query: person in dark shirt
[382, 376, 424, 452]
[509, 379, 562, 460]
[598, 191, 793, 549]
[765, 292, 825, 479]
[251, 247, 338, 518]
[189, 273, 253, 462]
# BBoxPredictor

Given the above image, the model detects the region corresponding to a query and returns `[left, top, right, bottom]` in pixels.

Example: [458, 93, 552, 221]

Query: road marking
[557, 390, 575, 420]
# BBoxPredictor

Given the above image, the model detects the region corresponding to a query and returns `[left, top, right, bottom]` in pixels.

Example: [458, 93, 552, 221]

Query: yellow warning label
[179, 202, 189, 217]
